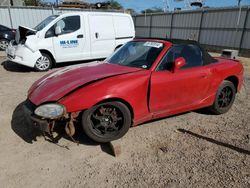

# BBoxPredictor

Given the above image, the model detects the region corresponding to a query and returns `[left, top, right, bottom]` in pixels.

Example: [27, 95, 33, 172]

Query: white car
[6, 12, 135, 71]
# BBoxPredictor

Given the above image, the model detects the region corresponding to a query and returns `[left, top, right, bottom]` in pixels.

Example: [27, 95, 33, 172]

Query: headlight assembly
[34, 103, 65, 119]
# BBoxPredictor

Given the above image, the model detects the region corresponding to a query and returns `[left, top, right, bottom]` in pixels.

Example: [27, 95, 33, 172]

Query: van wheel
[81, 101, 131, 143]
[208, 80, 236, 114]
[34, 53, 52, 71]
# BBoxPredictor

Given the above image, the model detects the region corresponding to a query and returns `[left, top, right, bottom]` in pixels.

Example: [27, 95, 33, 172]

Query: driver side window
[157, 44, 203, 71]
[157, 45, 182, 71]
[45, 16, 80, 38]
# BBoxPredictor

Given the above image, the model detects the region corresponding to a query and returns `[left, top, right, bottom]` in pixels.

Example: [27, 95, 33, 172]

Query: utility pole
[163, 0, 170, 12]
[238, 0, 242, 6]
[185, 0, 191, 9]
[233, 0, 242, 48]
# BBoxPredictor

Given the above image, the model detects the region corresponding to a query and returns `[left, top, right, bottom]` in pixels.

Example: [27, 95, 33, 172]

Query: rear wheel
[0, 39, 9, 50]
[82, 101, 131, 143]
[208, 80, 236, 114]
[34, 53, 52, 71]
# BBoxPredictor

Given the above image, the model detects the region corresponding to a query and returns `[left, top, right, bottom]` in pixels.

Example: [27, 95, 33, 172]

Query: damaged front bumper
[23, 100, 51, 133]
[23, 100, 79, 138]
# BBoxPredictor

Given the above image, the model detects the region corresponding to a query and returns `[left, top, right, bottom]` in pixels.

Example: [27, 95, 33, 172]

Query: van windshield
[34, 15, 59, 31]
[106, 41, 164, 69]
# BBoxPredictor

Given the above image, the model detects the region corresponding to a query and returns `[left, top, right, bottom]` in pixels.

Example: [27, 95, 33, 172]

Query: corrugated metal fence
[133, 6, 250, 55]
[0, 6, 102, 29]
[0, 6, 54, 29]
[0, 6, 249, 55]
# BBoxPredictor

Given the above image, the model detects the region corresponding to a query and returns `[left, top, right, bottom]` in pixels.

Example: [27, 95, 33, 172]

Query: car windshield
[106, 41, 164, 69]
[34, 15, 59, 31]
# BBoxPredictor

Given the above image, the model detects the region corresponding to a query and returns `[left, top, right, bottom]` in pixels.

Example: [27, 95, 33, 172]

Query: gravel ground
[0, 53, 249, 188]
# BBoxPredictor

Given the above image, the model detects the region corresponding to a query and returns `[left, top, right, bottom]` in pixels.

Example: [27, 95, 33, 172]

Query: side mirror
[55, 26, 62, 36]
[173, 57, 186, 72]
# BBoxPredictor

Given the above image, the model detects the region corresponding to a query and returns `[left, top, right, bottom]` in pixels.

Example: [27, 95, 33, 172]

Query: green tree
[24, 0, 43, 6]
[141, 7, 164, 14]
[126, 8, 137, 15]
[107, 0, 123, 10]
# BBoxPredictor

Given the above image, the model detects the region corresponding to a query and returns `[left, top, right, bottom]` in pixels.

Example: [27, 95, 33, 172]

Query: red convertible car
[24, 38, 243, 143]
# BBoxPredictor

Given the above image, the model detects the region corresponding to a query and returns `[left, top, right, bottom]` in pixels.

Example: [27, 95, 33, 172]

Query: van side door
[113, 15, 135, 46]
[46, 15, 90, 63]
[89, 14, 116, 59]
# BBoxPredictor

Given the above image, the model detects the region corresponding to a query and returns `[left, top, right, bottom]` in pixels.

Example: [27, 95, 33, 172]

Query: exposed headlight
[34, 103, 65, 119]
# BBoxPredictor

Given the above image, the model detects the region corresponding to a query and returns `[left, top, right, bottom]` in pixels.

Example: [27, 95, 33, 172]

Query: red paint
[28, 38, 244, 126]
[28, 62, 141, 105]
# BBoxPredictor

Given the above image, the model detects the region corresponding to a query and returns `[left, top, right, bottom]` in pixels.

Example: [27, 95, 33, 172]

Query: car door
[51, 15, 90, 62]
[150, 44, 212, 115]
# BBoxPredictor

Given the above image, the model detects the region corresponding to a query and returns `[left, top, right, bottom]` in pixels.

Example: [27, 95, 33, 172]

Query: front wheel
[81, 102, 131, 143]
[34, 53, 52, 71]
[208, 80, 236, 114]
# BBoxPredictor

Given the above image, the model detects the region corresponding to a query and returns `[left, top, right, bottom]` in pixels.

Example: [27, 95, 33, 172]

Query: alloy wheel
[217, 86, 233, 109]
[90, 105, 123, 137]
[35, 55, 50, 71]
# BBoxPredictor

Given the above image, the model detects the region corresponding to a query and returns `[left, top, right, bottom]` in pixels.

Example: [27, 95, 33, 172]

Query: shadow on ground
[11, 101, 115, 156]
[194, 108, 216, 115]
[11, 102, 41, 143]
[1, 60, 33, 72]
[178, 128, 250, 155]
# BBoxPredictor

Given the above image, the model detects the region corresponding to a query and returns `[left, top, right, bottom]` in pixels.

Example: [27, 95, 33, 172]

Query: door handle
[77, 34, 84, 38]
[95, 32, 99, 39]
[200, 73, 208, 78]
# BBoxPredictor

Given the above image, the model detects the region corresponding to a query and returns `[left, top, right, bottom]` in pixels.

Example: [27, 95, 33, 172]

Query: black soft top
[135, 37, 217, 65]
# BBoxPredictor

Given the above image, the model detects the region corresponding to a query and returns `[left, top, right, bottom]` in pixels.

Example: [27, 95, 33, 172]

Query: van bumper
[6, 43, 42, 68]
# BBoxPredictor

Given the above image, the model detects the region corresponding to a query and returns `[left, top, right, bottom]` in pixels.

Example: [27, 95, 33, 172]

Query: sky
[48, 0, 250, 11]
[90, 0, 250, 11]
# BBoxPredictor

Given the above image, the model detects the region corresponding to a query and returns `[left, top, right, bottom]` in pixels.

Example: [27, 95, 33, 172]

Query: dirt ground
[0, 53, 249, 188]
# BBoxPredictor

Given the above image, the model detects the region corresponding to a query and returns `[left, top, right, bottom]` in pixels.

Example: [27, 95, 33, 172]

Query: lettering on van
[60, 40, 79, 48]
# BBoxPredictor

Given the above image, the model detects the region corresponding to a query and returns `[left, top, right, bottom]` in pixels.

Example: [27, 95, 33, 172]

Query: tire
[34, 53, 52, 72]
[0, 39, 9, 50]
[82, 101, 131, 143]
[208, 80, 236, 114]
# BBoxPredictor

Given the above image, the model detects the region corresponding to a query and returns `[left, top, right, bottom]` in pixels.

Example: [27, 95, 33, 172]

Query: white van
[6, 12, 135, 71]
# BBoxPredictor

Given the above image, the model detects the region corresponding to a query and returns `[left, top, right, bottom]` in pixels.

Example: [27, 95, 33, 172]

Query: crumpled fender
[59, 70, 151, 124]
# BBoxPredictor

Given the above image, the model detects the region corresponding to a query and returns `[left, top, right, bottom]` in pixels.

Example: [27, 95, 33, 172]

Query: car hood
[15, 25, 36, 44]
[28, 62, 142, 105]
